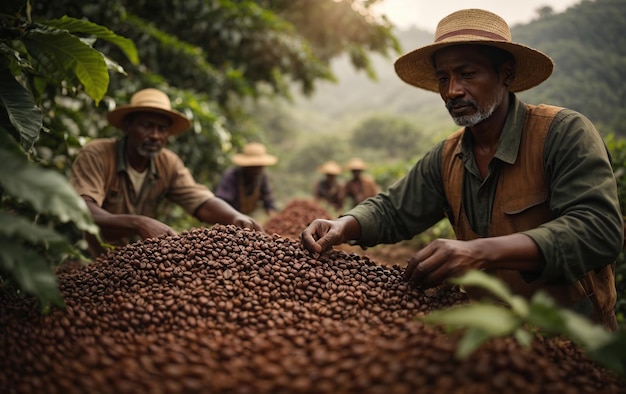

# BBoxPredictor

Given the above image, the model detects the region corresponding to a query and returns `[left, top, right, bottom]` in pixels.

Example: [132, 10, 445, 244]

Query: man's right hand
[135, 216, 178, 240]
[300, 216, 361, 254]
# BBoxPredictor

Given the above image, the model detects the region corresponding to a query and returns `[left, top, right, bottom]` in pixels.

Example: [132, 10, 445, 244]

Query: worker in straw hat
[70, 88, 262, 257]
[302, 9, 622, 330]
[215, 142, 279, 217]
[342, 158, 381, 208]
[312, 160, 344, 211]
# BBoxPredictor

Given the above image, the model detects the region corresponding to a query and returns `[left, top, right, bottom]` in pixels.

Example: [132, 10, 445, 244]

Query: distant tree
[351, 115, 427, 158]
[536, 6, 555, 19]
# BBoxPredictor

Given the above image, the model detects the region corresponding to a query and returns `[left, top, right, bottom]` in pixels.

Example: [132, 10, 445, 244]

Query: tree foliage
[0, 0, 133, 307]
[351, 115, 428, 158]
[0, 0, 401, 306]
[28, 0, 400, 189]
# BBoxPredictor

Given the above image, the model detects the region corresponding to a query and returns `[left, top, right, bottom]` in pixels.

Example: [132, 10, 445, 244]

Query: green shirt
[347, 95, 623, 285]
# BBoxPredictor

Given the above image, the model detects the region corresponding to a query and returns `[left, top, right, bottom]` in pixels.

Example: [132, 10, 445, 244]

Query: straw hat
[231, 143, 278, 167]
[345, 158, 368, 171]
[317, 161, 342, 175]
[107, 88, 191, 135]
[394, 9, 554, 93]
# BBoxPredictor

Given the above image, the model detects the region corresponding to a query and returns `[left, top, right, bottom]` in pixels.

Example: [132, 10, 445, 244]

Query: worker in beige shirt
[70, 88, 261, 257]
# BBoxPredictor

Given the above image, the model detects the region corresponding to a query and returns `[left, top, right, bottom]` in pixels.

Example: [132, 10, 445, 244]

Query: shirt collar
[458, 93, 527, 165]
[115, 136, 159, 178]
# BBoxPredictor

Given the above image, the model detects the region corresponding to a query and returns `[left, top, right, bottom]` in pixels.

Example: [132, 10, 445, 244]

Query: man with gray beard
[301, 9, 622, 330]
[70, 88, 261, 257]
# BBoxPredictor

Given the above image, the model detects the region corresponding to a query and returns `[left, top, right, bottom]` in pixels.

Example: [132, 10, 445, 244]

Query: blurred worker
[342, 157, 381, 208]
[215, 142, 278, 217]
[70, 88, 261, 257]
[313, 160, 344, 211]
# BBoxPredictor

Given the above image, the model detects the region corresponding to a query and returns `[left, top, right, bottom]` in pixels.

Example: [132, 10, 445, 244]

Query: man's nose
[444, 76, 464, 99]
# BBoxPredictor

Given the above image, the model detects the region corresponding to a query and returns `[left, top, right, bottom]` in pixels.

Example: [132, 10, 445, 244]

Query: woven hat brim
[107, 106, 191, 136]
[394, 41, 554, 93]
[232, 154, 278, 167]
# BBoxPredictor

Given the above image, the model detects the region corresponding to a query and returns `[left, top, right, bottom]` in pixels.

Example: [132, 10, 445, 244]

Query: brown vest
[441, 104, 617, 331]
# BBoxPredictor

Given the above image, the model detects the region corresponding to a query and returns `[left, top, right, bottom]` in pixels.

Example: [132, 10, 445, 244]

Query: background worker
[215, 142, 278, 217]
[342, 157, 381, 208]
[70, 88, 261, 257]
[312, 160, 344, 212]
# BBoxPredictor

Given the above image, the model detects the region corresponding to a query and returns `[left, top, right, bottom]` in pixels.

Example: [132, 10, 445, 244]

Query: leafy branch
[422, 270, 626, 376]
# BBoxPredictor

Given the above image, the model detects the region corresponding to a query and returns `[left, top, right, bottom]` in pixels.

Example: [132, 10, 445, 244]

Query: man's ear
[502, 61, 515, 87]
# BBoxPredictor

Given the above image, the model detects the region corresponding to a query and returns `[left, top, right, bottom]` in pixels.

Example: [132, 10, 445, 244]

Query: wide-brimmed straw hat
[107, 88, 191, 135]
[345, 158, 368, 171]
[394, 9, 554, 93]
[317, 160, 342, 175]
[232, 143, 278, 167]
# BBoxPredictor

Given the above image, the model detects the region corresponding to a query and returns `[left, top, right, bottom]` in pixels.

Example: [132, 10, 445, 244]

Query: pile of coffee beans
[1, 215, 624, 393]
[264, 199, 332, 240]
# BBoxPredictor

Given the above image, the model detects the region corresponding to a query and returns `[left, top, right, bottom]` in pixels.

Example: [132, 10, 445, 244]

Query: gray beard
[449, 90, 504, 127]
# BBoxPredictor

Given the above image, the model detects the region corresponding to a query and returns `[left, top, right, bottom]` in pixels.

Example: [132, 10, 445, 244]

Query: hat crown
[319, 160, 342, 175]
[129, 88, 173, 111]
[232, 143, 278, 167]
[346, 158, 367, 170]
[243, 142, 268, 157]
[434, 9, 511, 44]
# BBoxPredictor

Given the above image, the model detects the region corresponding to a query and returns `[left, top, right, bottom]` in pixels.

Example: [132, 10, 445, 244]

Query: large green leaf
[450, 270, 514, 303]
[23, 29, 109, 104]
[0, 211, 66, 244]
[0, 144, 98, 234]
[40, 16, 139, 65]
[0, 239, 64, 308]
[558, 309, 614, 351]
[0, 69, 42, 151]
[422, 303, 521, 337]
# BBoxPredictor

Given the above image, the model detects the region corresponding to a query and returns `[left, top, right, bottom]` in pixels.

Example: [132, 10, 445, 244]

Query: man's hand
[135, 216, 178, 240]
[232, 214, 263, 232]
[301, 216, 361, 254]
[403, 239, 483, 288]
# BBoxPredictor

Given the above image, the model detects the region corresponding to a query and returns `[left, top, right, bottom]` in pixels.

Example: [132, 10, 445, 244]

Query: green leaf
[526, 292, 568, 332]
[0, 146, 98, 234]
[41, 16, 139, 65]
[0, 211, 66, 244]
[422, 303, 521, 336]
[23, 29, 109, 104]
[513, 327, 533, 348]
[587, 334, 626, 376]
[450, 270, 529, 316]
[0, 69, 42, 151]
[456, 327, 491, 358]
[0, 239, 64, 308]
[558, 309, 614, 351]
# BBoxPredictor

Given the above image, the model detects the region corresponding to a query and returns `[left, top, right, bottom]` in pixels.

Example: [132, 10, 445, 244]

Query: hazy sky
[372, 0, 584, 32]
